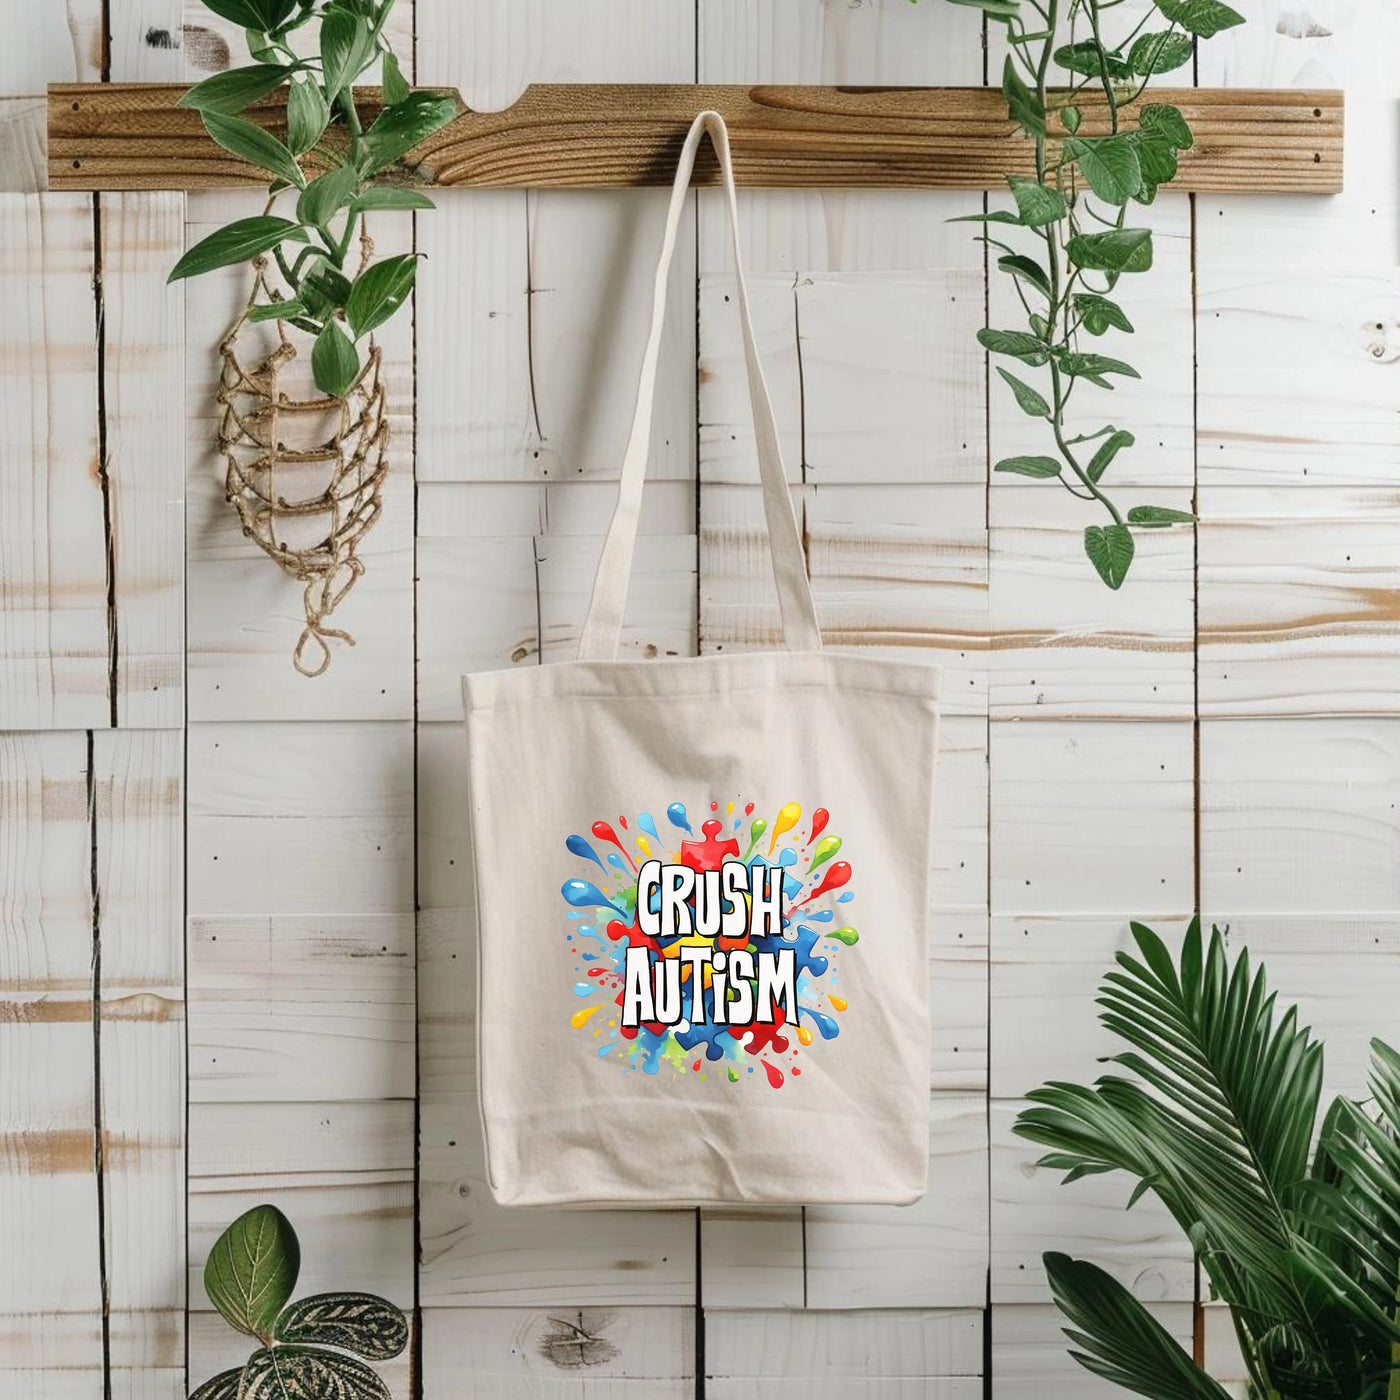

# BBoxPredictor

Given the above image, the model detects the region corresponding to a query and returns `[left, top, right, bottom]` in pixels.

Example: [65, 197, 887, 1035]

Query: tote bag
[463, 111, 941, 1207]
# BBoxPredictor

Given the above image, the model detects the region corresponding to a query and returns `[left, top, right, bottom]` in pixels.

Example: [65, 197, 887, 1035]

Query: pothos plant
[168, 0, 456, 674]
[190, 1204, 408, 1400]
[933, 0, 1245, 588]
[169, 0, 454, 394]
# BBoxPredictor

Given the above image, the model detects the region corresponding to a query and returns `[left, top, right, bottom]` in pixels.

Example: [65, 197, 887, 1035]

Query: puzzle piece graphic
[729, 1004, 790, 1057]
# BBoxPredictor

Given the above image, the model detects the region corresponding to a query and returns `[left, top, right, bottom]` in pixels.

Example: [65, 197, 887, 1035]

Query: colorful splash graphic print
[560, 798, 858, 1088]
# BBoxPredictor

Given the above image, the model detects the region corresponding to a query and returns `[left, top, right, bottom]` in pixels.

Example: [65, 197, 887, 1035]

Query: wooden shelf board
[47, 82, 1342, 194]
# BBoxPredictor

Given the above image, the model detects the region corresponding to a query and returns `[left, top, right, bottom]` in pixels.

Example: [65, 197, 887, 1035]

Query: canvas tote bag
[463, 111, 941, 1207]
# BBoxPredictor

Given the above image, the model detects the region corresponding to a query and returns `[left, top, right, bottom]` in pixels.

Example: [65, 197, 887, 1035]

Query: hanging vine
[934, 0, 1244, 587]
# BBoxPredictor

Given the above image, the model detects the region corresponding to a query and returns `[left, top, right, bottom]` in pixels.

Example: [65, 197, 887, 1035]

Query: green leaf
[1084, 523, 1135, 588]
[1058, 351, 1141, 388]
[351, 187, 437, 213]
[201, 110, 305, 188]
[168, 216, 307, 281]
[246, 299, 307, 323]
[202, 1204, 300, 1340]
[997, 253, 1052, 298]
[1127, 504, 1195, 526]
[996, 367, 1051, 419]
[995, 455, 1062, 478]
[1067, 227, 1153, 273]
[1054, 39, 1132, 79]
[947, 209, 1026, 226]
[286, 77, 330, 156]
[177, 64, 290, 116]
[1139, 103, 1194, 150]
[346, 253, 419, 337]
[321, 7, 374, 99]
[1007, 174, 1067, 227]
[1087, 429, 1134, 482]
[188, 1368, 242, 1400]
[199, 0, 296, 29]
[1154, 0, 1246, 36]
[1002, 56, 1046, 137]
[312, 319, 361, 396]
[1044, 1254, 1234, 1400]
[240, 1346, 391, 1400]
[297, 162, 360, 231]
[1064, 135, 1142, 206]
[302, 263, 353, 314]
[1073, 294, 1134, 336]
[1128, 30, 1194, 75]
[978, 327, 1051, 366]
[1132, 135, 1179, 202]
[361, 92, 458, 173]
[1059, 104, 1082, 134]
[274, 1292, 410, 1359]
[382, 50, 412, 107]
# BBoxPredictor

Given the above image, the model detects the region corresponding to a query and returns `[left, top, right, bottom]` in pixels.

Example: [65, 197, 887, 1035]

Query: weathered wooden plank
[707, 1308, 982, 1399]
[990, 486, 1196, 721]
[421, 1305, 693, 1399]
[990, 914, 1195, 1100]
[0, 196, 109, 729]
[101, 193, 185, 725]
[188, 914, 414, 1104]
[990, 719, 1195, 916]
[0, 733, 103, 1380]
[1200, 717, 1400, 911]
[1199, 486, 1400, 716]
[186, 721, 415, 915]
[1197, 264, 1400, 487]
[48, 83, 1343, 193]
[187, 1098, 414, 1310]
[0, 100, 47, 192]
[1, 7, 103, 96]
[93, 729, 185, 1377]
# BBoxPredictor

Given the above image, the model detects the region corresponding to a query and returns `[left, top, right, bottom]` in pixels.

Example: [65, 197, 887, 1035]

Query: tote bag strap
[577, 110, 822, 662]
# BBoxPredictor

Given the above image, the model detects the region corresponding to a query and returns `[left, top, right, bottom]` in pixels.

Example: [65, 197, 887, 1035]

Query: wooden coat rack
[47, 83, 1342, 193]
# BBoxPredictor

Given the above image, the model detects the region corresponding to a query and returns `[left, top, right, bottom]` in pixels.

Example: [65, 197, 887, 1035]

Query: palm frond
[1043, 1252, 1233, 1400]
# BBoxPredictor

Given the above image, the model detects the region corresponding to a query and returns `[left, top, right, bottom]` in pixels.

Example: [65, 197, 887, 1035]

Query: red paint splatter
[710, 800, 719, 811]
[592, 820, 637, 871]
[744, 802, 754, 817]
[588, 967, 606, 978]
[791, 1066, 801, 1076]
[730, 1005, 790, 1056]
[761, 1059, 785, 1088]
[618, 815, 628, 830]
[693, 1059, 702, 1072]
[805, 808, 829, 846]
[792, 860, 851, 908]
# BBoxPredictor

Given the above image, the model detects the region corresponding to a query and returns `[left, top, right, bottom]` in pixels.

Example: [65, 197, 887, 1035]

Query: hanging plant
[932, 0, 1244, 587]
[189, 1204, 408, 1399]
[169, 0, 456, 674]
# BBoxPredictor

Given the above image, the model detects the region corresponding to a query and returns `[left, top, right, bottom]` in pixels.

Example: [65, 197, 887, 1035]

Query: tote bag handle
[577, 110, 822, 662]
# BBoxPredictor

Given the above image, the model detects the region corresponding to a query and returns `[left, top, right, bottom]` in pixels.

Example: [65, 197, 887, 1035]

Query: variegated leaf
[240, 1346, 392, 1400]
[274, 1293, 409, 1360]
[189, 1367, 242, 1400]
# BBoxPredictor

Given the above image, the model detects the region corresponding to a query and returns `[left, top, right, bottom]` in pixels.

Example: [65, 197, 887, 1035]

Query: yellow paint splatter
[637, 834, 653, 857]
[571, 1004, 602, 1029]
[768, 801, 802, 854]
[796, 1024, 814, 1046]
[828, 995, 848, 1012]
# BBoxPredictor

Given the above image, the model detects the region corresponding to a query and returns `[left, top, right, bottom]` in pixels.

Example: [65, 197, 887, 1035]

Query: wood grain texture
[47, 81, 1344, 193]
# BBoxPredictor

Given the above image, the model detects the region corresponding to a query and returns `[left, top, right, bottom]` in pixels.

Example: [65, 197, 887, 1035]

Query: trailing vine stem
[927, 0, 1245, 587]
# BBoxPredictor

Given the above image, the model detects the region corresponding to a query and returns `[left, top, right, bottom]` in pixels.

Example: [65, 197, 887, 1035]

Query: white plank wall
[0, 0, 1395, 1396]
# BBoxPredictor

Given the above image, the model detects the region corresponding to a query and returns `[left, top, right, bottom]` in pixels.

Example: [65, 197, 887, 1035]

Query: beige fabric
[462, 113, 940, 1207]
